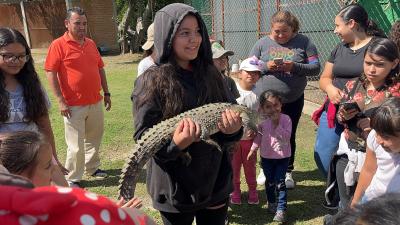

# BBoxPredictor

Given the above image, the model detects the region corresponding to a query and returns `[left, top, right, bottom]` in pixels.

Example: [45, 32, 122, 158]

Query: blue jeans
[261, 157, 289, 211]
[314, 111, 344, 178]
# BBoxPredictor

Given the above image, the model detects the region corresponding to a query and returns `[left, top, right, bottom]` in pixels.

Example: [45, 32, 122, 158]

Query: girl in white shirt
[351, 98, 400, 208]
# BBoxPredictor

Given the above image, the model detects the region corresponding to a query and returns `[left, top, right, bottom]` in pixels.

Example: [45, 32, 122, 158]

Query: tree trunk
[119, 0, 137, 54]
[130, 0, 155, 54]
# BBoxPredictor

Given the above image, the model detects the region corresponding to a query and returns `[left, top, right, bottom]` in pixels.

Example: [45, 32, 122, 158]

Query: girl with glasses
[0, 27, 69, 187]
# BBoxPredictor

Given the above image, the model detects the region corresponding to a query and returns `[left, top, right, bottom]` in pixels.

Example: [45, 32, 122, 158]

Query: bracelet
[104, 93, 111, 97]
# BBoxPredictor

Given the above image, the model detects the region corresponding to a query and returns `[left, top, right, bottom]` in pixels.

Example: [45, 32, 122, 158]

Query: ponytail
[337, 4, 387, 38]
[364, 20, 387, 38]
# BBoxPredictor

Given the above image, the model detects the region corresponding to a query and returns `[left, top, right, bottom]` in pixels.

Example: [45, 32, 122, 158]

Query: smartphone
[274, 58, 283, 65]
[340, 102, 361, 112]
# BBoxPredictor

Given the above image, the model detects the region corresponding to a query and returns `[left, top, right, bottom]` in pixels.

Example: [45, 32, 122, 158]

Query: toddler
[231, 56, 264, 205]
[249, 90, 292, 222]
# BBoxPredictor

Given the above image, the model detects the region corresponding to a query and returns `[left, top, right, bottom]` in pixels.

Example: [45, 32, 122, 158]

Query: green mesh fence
[358, 0, 400, 34]
[186, 0, 400, 105]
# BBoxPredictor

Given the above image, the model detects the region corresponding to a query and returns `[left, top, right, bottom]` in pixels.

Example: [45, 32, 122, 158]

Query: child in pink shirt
[248, 89, 292, 223]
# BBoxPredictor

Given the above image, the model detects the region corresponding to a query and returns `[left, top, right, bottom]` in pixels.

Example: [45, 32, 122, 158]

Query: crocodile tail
[118, 124, 174, 203]
[118, 146, 143, 202]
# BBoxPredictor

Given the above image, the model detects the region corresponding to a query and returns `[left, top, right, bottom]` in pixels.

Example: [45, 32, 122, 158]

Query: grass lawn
[34, 53, 331, 224]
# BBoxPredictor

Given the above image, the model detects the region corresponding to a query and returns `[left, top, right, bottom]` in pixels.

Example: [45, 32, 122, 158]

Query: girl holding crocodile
[131, 3, 243, 225]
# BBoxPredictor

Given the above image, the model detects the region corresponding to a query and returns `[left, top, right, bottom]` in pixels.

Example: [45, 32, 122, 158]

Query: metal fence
[185, 0, 400, 105]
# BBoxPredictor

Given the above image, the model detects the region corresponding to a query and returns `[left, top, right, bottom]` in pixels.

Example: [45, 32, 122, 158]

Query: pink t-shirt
[250, 114, 292, 159]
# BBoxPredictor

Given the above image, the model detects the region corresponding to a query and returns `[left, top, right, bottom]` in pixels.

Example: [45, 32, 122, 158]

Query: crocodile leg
[202, 138, 222, 151]
[241, 113, 261, 136]
[180, 152, 192, 166]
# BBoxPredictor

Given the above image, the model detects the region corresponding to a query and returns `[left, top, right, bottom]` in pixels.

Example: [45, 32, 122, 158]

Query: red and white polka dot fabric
[0, 185, 140, 225]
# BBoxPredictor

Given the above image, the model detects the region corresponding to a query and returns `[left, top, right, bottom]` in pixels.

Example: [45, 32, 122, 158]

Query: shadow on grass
[116, 58, 142, 65]
[82, 168, 147, 188]
[292, 169, 326, 183]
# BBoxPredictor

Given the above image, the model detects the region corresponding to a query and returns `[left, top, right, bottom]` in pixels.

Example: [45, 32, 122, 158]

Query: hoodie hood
[153, 3, 213, 66]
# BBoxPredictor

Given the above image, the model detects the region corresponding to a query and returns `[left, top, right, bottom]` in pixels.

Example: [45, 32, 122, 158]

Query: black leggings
[281, 94, 304, 173]
[160, 197, 229, 225]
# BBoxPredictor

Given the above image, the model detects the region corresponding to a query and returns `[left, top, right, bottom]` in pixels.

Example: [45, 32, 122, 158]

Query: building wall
[69, 0, 119, 54]
[0, 0, 119, 53]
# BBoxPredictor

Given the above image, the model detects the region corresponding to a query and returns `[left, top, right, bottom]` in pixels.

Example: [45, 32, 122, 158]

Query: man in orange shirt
[44, 7, 111, 188]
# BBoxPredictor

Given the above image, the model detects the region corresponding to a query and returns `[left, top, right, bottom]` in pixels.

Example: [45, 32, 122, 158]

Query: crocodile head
[231, 104, 268, 126]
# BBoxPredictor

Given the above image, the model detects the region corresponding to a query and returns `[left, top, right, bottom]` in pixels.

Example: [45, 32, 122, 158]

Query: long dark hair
[359, 39, 400, 88]
[337, 4, 387, 38]
[0, 131, 50, 178]
[0, 28, 48, 126]
[137, 14, 226, 120]
[371, 98, 400, 137]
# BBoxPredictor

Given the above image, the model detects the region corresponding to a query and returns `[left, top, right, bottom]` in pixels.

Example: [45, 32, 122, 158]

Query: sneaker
[323, 196, 340, 210]
[69, 182, 81, 188]
[285, 172, 295, 189]
[273, 210, 287, 222]
[248, 190, 259, 204]
[91, 169, 108, 178]
[231, 189, 241, 204]
[257, 171, 266, 185]
[267, 202, 277, 214]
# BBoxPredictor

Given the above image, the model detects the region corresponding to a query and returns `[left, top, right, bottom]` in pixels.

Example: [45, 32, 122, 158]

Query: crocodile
[118, 102, 268, 201]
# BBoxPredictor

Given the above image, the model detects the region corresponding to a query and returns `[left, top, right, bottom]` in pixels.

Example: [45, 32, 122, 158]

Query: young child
[350, 98, 400, 209]
[209, 38, 240, 99]
[0, 131, 57, 187]
[0, 130, 144, 208]
[0, 28, 68, 186]
[132, 4, 243, 225]
[249, 90, 292, 222]
[231, 56, 264, 205]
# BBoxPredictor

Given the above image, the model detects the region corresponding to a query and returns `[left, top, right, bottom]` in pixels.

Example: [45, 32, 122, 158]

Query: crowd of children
[1, 2, 400, 225]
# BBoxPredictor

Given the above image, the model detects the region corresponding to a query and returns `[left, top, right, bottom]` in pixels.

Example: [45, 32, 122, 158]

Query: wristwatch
[104, 93, 111, 97]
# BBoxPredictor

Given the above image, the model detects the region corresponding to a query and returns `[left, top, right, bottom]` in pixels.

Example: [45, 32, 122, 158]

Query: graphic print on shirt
[7, 97, 25, 123]
[267, 46, 319, 78]
[268, 46, 294, 78]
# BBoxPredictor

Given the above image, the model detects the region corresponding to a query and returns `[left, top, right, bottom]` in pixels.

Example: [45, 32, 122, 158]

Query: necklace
[350, 37, 371, 52]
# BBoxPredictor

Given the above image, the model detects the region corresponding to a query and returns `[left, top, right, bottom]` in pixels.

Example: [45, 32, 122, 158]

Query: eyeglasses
[0, 53, 30, 63]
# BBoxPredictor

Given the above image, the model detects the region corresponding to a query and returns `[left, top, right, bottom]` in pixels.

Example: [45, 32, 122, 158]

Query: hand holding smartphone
[273, 58, 283, 65]
[340, 102, 361, 112]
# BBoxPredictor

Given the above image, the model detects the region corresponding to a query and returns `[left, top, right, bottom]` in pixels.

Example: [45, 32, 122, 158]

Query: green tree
[117, 0, 184, 54]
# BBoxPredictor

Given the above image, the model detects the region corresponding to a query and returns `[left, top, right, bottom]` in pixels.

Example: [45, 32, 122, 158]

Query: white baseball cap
[239, 56, 264, 72]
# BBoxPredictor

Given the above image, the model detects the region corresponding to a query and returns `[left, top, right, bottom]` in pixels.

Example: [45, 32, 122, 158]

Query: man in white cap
[210, 39, 240, 99]
[138, 23, 156, 77]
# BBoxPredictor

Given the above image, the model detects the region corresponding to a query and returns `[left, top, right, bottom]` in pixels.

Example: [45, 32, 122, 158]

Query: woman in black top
[132, 3, 243, 225]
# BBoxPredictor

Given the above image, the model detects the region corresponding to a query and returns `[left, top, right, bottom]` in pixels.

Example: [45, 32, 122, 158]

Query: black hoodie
[131, 3, 242, 213]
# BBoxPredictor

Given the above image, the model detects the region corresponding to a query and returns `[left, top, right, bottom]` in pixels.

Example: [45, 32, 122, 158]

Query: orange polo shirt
[44, 32, 104, 106]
